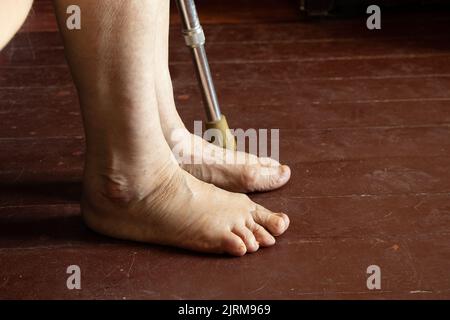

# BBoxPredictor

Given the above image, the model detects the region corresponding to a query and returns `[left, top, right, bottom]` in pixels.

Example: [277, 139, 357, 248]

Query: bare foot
[151, 1, 291, 193]
[155, 71, 291, 193]
[169, 128, 291, 193]
[82, 161, 289, 256]
[54, 0, 290, 256]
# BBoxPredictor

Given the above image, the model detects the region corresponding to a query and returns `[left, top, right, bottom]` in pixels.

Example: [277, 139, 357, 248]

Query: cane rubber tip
[205, 114, 237, 150]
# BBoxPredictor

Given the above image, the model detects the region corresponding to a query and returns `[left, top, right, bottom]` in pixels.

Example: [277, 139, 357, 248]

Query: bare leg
[53, 0, 289, 255]
[0, 0, 33, 50]
[153, 2, 291, 193]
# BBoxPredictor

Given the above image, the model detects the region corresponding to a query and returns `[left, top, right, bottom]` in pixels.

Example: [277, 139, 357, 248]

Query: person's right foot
[82, 162, 290, 256]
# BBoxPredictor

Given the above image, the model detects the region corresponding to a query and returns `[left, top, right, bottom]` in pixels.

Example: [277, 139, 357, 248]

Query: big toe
[244, 164, 291, 192]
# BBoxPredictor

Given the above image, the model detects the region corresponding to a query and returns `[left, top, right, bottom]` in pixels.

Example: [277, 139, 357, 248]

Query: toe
[267, 164, 291, 188]
[276, 165, 291, 186]
[244, 164, 291, 192]
[251, 223, 276, 247]
[275, 212, 290, 230]
[252, 205, 288, 236]
[232, 226, 260, 253]
[222, 233, 247, 256]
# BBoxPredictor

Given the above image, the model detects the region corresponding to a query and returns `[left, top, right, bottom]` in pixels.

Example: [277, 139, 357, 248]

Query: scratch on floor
[248, 282, 269, 295]
[410, 290, 433, 294]
[312, 97, 450, 105]
[289, 290, 394, 296]
[126, 252, 137, 278]
[25, 32, 36, 60]
[384, 211, 393, 217]
[103, 266, 118, 279]
[286, 239, 323, 245]
[401, 240, 422, 288]
[281, 191, 450, 200]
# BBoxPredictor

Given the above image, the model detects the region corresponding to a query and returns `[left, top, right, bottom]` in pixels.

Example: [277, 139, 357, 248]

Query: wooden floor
[1, 0, 450, 299]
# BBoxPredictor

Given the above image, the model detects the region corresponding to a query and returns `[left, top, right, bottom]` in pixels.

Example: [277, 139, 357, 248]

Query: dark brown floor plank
[171, 38, 450, 64]
[217, 100, 450, 130]
[3, 35, 450, 66]
[1, 77, 449, 133]
[1, 236, 449, 299]
[163, 78, 450, 109]
[0, 137, 83, 183]
[2, 94, 450, 138]
[175, 56, 450, 83]
[2, 76, 450, 108]
[284, 157, 450, 198]
[0, 182, 80, 208]
[3, 55, 450, 88]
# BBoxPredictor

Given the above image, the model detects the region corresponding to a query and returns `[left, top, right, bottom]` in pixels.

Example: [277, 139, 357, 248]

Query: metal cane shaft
[176, 0, 222, 122]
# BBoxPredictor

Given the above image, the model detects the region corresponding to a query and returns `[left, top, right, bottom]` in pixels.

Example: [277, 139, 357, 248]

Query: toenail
[274, 216, 285, 231]
[281, 213, 290, 227]
[277, 165, 289, 180]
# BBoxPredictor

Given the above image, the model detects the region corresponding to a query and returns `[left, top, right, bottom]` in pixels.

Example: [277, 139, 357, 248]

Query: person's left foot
[155, 70, 291, 193]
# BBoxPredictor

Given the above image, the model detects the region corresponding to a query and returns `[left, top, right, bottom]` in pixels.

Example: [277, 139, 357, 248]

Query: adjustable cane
[176, 0, 236, 150]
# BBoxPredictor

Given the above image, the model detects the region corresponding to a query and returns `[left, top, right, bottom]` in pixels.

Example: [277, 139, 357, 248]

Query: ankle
[83, 156, 178, 207]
